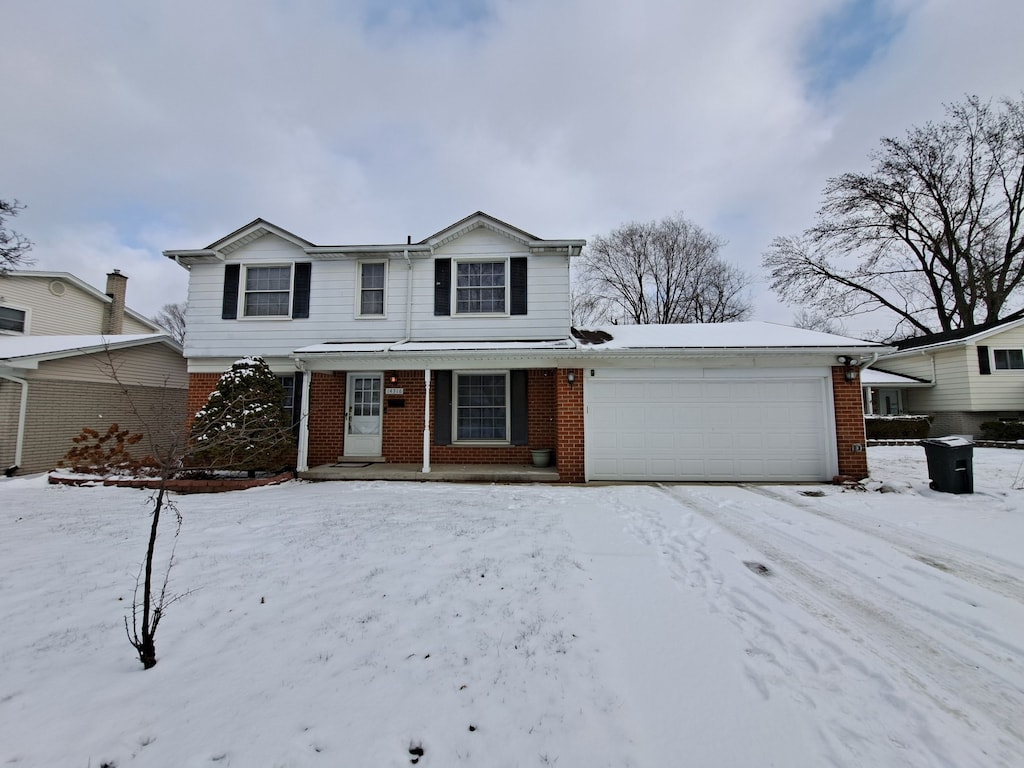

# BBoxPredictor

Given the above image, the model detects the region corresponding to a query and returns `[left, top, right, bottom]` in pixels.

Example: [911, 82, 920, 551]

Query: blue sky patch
[363, 0, 493, 33]
[802, 0, 907, 97]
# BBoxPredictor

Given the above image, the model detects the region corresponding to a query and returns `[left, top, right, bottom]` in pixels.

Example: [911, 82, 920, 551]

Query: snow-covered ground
[1, 446, 1022, 768]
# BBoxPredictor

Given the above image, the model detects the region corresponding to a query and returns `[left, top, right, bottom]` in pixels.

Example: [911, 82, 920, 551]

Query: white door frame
[344, 372, 383, 457]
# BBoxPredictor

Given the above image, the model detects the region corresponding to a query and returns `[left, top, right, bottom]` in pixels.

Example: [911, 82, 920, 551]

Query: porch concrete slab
[298, 462, 560, 484]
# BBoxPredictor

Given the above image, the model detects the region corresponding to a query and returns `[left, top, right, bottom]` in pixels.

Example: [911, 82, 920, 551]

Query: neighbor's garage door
[585, 369, 834, 482]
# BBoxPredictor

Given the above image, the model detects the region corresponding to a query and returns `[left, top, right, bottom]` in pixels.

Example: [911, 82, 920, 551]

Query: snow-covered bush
[865, 415, 932, 440]
[188, 357, 296, 472]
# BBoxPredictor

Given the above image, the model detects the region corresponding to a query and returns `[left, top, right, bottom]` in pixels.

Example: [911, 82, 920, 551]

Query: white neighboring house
[862, 314, 1024, 436]
[0, 270, 187, 475]
[167, 212, 885, 482]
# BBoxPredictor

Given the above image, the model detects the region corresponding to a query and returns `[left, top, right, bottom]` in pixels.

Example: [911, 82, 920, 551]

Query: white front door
[345, 372, 383, 457]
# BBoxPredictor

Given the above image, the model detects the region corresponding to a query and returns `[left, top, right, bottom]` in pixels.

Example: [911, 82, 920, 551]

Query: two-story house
[0, 270, 187, 474]
[167, 212, 882, 483]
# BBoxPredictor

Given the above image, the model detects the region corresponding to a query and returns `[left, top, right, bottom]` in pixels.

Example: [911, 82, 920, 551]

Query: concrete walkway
[299, 462, 560, 484]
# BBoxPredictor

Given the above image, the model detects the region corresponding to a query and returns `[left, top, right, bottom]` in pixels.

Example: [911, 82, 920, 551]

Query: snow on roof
[0, 334, 173, 362]
[573, 322, 882, 350]
[294, 339, 577, 354]
[861, 368, 932, 386]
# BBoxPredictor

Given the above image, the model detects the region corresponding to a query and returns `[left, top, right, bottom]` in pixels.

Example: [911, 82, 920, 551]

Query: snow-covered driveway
[1, 446, 1022, 767]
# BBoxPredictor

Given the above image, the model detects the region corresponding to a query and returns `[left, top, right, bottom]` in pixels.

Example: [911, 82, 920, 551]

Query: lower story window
[456, 373, 508, 441]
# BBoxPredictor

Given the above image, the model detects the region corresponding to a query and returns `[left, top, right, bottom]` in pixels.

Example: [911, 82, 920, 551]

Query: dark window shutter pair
[291, 372, 304, 436]
[433, 370, 528, 445]
[978, 345, 991, 375]
[221, 263, 311, 319]
[433, 258, 528, 315]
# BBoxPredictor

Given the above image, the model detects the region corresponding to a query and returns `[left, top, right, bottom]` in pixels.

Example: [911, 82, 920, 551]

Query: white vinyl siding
[0, 277, 107, 334]
[183, 228, 572, 358]
[31, 343, 189, 388]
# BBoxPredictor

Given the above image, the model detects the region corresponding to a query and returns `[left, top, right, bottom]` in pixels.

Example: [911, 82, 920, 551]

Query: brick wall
[555, 368, 585, 482]
[307, 372, 346, 466]
[832, 367, 869, 479]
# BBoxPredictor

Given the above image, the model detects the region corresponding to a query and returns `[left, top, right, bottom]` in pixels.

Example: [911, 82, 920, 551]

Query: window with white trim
[358, 261, 387, 316]
[455, 260, 506, 314]
[455, 372, 508, 441]
[243, 265, 292, 317]
[993, 348, 1024, 370]
[0, 305, 27, 333]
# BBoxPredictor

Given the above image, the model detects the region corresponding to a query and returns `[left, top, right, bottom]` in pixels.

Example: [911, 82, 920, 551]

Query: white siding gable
[183, 226, 573, 360]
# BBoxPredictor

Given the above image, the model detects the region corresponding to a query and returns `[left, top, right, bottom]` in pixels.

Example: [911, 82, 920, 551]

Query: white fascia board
[3, 334, 181, 368]
[304, 245, 433, 258]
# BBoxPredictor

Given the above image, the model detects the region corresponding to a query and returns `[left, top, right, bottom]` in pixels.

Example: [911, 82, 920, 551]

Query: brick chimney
[104, 269, 128, 335]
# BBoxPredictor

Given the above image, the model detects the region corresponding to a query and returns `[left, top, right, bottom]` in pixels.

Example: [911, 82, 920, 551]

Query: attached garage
[584, 367, 837, 482]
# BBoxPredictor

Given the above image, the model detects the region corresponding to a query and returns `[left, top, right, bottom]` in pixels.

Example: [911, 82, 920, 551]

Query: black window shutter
[978, 345, 991, 375]
[434, 259, 451, 316]
[292, 263, 311, 318]
[222, 264, 240, 319]
[434, 370, 452, 444]
[510, 370, 528, 445]
[291, 372, 304, 435]
[510, 257, 528, 315]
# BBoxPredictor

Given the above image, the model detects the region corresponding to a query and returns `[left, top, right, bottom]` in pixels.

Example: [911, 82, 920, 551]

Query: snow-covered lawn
[1, 446, 1023, 767]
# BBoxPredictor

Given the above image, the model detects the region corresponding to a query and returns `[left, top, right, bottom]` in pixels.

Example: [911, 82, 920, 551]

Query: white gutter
[0, 372, 29, 474]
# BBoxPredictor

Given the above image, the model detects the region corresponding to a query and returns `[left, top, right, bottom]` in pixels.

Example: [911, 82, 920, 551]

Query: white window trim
[452, 257, 510, 317]
[0, 302, 30, 335]
[355, 259, 388, 318]
[241, 264, 294, 320]
[452, 370, 511, 444]
[992, 348, 1024, 371]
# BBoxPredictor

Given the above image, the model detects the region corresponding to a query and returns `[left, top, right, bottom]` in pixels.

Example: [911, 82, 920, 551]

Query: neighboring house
[0, 270, 187, 474]
[862, 314, 1024, 436]
[165, 212, 884, 482]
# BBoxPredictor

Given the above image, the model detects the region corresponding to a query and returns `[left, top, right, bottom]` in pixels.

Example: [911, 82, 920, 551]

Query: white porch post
[865, 387, 875, 415]
[296, 366, 312, 471]
[422, 367, 431, 473]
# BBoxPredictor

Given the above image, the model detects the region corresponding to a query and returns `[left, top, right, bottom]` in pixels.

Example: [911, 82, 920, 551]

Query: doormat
[331, 462, 372, 468]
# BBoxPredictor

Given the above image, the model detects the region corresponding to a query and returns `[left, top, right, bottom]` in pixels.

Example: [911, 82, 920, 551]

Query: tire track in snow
[623, 485, 1024, 768]
[741, 484, 1024, 602]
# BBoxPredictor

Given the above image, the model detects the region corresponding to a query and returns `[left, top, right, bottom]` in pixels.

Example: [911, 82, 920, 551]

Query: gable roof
[3, 270, 162, 333]
[165, 212, 586, 266]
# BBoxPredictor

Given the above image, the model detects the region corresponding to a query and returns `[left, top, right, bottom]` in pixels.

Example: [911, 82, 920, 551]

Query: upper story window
[0, 305, 27, 334]
[222, 263, 310, 320]
[244, 266, 292, 317]
[993, 349, 1024, 370]
[456, 260, 506, 314]
[358, 261, 387, 317]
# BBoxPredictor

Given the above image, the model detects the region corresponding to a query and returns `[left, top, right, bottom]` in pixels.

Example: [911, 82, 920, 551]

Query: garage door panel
[586, 371, 833, 482]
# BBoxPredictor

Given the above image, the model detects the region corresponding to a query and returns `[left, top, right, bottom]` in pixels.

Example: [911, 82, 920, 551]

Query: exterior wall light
[567, 371, 576, 385]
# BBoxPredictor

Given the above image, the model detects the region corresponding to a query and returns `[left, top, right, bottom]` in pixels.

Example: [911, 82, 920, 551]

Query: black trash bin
[921, 436, 974, 494]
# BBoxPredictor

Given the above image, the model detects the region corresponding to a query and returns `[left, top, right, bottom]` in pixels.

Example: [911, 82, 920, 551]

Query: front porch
[299, 462, 560, 483]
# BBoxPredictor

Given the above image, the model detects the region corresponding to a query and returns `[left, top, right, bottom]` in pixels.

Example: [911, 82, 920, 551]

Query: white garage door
[585, 369, 835, 482]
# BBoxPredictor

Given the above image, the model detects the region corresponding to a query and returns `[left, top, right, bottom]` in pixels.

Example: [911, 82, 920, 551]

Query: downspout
[1, 372, 29, 475]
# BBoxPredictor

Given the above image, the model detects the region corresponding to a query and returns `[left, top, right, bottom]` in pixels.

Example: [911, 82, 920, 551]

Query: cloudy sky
[2, 0, 1022, 332]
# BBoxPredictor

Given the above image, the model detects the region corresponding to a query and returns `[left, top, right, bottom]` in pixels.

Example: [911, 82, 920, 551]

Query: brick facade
[832, 366, 870, 479]
[554, 368, 585, 483]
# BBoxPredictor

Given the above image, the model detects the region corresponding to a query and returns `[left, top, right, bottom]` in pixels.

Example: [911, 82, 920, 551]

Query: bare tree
[1, 199, 33, 273]
[791, 309, 848, 336]
[576, 213, 751, 325]
[152, 302, 187, 344]
[764, 95, 1024, 339]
